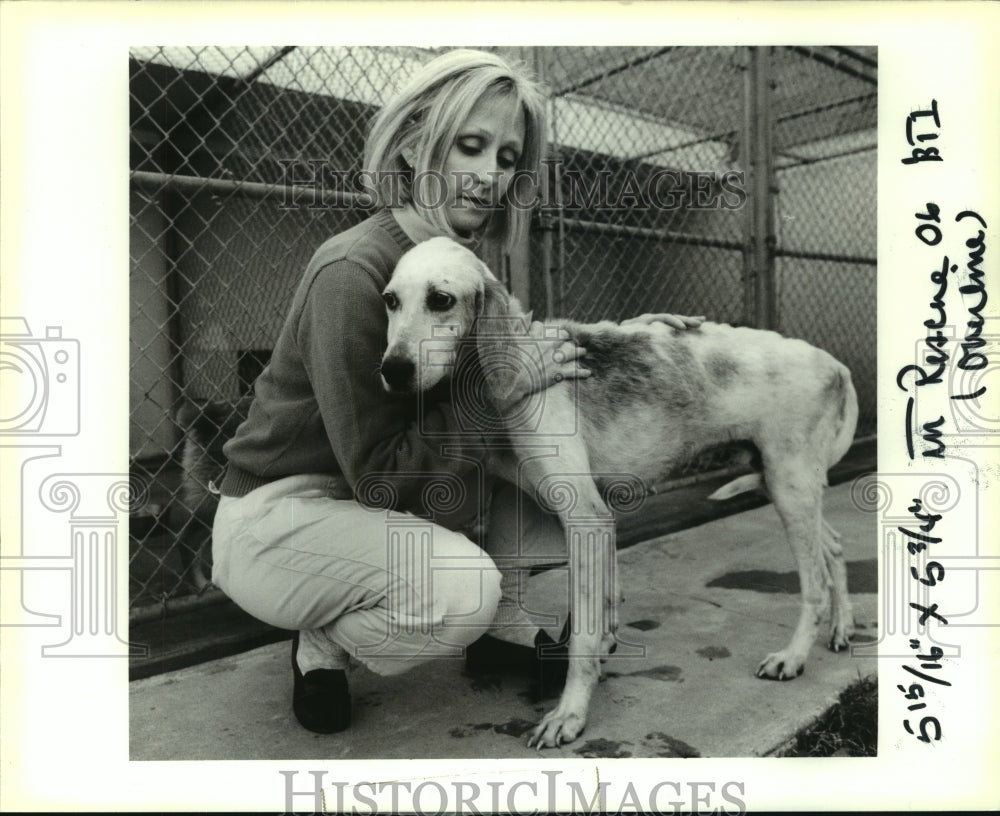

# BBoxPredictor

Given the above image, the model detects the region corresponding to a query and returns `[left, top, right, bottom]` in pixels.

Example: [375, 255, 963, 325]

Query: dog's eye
[427, 291, 456, 312]
[382, 291, 399, 311]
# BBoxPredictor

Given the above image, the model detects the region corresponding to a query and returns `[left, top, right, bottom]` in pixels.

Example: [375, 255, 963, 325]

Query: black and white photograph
[126, 43, 878, 763]
[1, 3, 997, 814]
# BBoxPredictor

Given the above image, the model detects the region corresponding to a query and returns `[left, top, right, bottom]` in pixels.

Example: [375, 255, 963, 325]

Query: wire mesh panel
[539, 46, 747, 326]
[769, 47, 878, 436]
[129, 46, 435, 614]
[129, 45, 876, 616]
[537, 45, 876, 478]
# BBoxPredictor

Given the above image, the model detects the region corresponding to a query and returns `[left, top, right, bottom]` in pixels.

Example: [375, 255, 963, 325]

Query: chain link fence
[129, 45, 876, 619]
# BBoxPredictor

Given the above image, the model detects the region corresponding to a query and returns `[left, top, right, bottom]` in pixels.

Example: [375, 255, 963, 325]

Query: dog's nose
[381, 356, 416, 391]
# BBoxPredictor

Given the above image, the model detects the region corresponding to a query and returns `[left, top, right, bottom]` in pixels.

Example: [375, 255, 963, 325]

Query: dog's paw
[527, 706, 586, 750]
[828, 618, 855, 652]
[756, 651, 805, 681]
[829, 607, 854, 652]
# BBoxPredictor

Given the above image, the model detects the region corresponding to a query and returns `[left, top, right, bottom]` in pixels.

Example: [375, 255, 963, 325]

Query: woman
[212, 48, 701, 734]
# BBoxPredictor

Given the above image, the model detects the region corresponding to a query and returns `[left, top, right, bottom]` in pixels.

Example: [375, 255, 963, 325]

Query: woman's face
[437, 91, 526, 235]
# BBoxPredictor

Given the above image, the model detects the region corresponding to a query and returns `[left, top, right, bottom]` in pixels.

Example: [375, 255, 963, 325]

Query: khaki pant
[212, 474, 566, 676]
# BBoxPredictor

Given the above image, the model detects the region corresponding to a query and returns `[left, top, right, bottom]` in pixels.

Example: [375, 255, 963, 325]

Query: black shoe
[291, 632, 351, 734]
[465, 621, 571, 698]
[465, 632, 540, 675]
[532, 622, 571, 700]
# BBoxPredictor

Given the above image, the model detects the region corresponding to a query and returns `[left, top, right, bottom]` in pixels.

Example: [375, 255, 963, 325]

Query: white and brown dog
[379, 236, 859, 749]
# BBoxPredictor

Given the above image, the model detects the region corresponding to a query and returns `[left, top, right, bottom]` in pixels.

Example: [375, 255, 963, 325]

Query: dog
[168, 397, 252, 591]
[379, 236, 859, 749]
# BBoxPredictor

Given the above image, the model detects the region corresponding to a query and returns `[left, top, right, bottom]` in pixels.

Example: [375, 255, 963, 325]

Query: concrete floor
[129, 481, 877, 760]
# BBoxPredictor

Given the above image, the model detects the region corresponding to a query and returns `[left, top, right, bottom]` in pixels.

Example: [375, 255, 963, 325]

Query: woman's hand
[494, 321, 590, 409]
[620, 313, 706, 330]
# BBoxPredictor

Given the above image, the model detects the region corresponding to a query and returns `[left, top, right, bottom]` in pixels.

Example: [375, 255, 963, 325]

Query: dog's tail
[828, 363, 859, 471]
[709, 442, 765, 501]
[708, 473, 763, 501]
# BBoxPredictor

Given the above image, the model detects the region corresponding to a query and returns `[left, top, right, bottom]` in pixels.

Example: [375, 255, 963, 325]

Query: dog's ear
[473, 257, 528, 323]
[469, 272, 530, 410]
[477, 276, 512, 321]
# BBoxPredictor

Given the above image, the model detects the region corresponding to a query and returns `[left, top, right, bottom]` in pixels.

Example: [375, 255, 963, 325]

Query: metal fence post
[504, 46, 539, 310]
[743, 46, 777, 329]
[535, 46, 560, 320]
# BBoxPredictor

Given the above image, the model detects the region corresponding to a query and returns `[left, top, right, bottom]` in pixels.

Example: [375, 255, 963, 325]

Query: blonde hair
[364, 49, 548, 253]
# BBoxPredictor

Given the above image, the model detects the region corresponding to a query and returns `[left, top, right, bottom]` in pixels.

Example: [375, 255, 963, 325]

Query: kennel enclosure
[129, 45, 877, 618]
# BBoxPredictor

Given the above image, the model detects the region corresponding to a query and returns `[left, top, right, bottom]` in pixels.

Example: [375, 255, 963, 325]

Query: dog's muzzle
[380, 354, 416, 392]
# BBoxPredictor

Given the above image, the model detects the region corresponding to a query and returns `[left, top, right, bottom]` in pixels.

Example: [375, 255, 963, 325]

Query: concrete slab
[129, 482, 877, 760]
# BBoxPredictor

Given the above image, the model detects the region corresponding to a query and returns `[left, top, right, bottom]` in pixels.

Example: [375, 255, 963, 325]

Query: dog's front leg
[528, 499, 616, 749]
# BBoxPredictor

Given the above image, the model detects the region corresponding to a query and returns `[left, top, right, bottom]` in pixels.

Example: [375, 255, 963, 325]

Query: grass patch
[782, 674, 877, 757]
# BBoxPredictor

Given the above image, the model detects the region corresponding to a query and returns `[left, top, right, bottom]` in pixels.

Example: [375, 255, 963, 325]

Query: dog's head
[380, 236, 522, 395]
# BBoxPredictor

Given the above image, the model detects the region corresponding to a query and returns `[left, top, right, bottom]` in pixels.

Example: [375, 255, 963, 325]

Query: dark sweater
[221, 209, 489, 530]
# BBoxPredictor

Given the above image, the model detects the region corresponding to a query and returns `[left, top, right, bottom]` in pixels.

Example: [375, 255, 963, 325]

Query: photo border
[1, 1, 997, 812]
